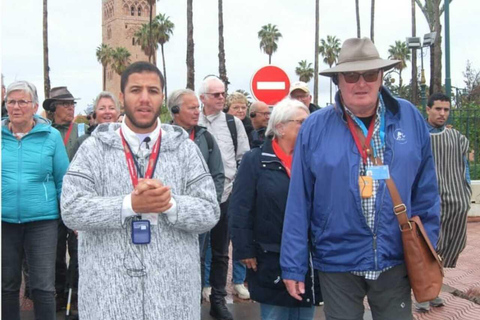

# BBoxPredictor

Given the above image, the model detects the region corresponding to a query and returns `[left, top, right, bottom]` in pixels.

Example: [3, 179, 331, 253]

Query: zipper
[373, 234, 378, 269]
[17, 139, 22, 223]
[43, 174, 50, 201]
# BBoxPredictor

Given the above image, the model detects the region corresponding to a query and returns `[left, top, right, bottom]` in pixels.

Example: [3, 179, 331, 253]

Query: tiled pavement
[21, 221, 480, 320]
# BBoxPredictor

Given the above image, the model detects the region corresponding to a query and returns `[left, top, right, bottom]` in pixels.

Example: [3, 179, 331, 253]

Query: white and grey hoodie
[61, 121, 220, 320]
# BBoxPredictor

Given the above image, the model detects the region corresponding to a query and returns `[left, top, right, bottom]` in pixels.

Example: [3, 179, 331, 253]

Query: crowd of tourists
[1, 37, 472, 320]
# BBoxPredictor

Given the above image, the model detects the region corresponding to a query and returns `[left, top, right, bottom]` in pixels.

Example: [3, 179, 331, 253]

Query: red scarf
[272, 138, 292, 177]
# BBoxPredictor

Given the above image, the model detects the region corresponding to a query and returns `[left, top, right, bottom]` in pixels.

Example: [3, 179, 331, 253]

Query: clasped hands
[131, 178, 173, 214]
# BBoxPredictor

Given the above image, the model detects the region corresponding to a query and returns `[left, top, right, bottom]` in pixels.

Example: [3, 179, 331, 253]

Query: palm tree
[370, 0, 375, 42]
[134, 24, 158, 65]
[146, 0, 158, 64]
[411, 0, 418, 105]
[155, 13, 174, 103]
[355, 0, 361, 38]
[388, 40, 411, 89]
[43, 0, 50, 98]
[218, 0, 229, 92]
[96, 44, 114, 91]
[258, 24, 282, 65]
[313, 0, 320, 105]
[186, 0, 195, 90]
[319, 35, 341, 103]
[111, 47, 131, 76]
[295, 60, 314, 83]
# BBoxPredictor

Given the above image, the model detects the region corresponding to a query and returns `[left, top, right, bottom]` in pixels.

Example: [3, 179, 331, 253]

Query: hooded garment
[61, 122, 220, 320]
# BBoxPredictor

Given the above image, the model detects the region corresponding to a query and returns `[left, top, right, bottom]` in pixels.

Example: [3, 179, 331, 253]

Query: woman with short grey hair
[2, 80, 69, 320]
[229, 98, 314, 319]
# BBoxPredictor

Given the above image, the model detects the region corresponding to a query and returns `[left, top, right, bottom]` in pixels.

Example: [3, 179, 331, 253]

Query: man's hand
[131, 179, 173, 213]
[283, 280, 305, 301]
[241, 258, 257, 271]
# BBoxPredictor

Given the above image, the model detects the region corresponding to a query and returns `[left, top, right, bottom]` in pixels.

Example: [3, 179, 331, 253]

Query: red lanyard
[346, 113, 376, 164]
[63, 122, 74, 146]
[119, 129, 162, 187]
[189, 127, 195, 141]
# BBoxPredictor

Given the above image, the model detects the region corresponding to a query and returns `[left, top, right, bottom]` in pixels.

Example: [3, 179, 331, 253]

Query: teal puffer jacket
[2, 116, 69, 223]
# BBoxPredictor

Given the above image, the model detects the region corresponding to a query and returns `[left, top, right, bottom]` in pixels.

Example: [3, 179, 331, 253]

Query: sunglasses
[342, 70, 380, 84]
[206, 92, 226, 98]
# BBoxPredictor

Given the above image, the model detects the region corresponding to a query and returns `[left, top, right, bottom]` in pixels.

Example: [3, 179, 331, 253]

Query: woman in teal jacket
[2, 80, 69, 320]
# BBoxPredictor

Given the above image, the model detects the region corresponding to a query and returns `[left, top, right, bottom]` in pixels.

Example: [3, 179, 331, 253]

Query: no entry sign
[250, 66, 290, 105]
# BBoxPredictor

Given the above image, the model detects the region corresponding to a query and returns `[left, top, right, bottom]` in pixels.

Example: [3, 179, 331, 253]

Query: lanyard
[119, 129, 162, 187]
[63, 122, 74, 146]
[346, 113, 376, 165]
[189, 127, 195, 141]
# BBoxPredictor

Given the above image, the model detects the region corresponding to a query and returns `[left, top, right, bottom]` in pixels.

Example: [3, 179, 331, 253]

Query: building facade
[102, 0, 156, 99]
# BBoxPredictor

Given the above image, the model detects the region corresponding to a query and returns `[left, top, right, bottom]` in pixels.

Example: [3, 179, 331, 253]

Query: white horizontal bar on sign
[257, 81, 285, 90]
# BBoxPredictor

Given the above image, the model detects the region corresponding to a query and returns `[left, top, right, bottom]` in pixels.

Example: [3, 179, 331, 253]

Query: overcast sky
[2, 0, 479, 115]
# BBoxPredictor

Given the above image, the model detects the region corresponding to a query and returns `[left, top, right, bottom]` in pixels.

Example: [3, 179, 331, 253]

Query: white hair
[93, 91, 120, 112]
[167, 89, 197, 117]
[265, 98, 309, 138]
[6, 80, 39, 105]
[199, 76, 224, 95]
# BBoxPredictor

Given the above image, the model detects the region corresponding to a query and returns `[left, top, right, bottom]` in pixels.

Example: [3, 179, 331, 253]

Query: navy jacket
[280, 87, 440, 282]
[229, 138, 314, 307]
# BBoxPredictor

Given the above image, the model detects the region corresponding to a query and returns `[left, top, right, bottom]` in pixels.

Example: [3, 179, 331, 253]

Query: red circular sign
[250, 66, 290, 105]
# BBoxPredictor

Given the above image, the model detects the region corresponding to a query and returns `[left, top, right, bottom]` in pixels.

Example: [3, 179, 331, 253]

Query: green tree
[146, 0, 159, 64]
[295, 60, 314, 83]
[258, 24, 282, 65]
[319, 35, 341, 103]
[96, 44, 114, 91]
[111, 47, 131, 76]
[186, 0, 195, 90]
[155, 13, 175, 103]
[134, 24, 158, 65]
[387, 40, 411, 89]
[415, 0, 453, 95]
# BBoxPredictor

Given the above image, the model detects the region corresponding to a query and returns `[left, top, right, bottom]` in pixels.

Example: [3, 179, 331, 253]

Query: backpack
[194, 125, 214, 154]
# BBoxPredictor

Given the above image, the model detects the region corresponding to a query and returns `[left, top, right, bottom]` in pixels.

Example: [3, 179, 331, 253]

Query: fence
[450, 108, 480, 180]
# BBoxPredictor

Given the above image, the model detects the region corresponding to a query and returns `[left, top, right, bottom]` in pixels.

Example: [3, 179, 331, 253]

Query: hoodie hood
[91, 121, 189, 152]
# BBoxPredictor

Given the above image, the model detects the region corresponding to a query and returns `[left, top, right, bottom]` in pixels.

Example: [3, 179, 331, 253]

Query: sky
[2, 0, 480, 115]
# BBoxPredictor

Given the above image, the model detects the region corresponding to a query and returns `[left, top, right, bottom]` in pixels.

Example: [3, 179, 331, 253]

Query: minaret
[102, 0, 156, 99]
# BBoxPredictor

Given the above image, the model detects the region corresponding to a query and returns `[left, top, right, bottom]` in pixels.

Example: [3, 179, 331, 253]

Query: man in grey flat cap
[280, 38, 440, 320]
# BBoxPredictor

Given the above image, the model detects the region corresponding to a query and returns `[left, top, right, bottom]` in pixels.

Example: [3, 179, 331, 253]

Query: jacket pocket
[255, 246, 285, 290]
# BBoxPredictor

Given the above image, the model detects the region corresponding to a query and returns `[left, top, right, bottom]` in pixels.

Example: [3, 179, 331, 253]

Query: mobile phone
[132, 219, 151, 245]
[359, 176, 373, 198]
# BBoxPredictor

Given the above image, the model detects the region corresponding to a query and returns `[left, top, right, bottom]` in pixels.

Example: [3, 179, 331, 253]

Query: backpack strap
[204, 130, 214, 154]
[225, 113, 238, 154]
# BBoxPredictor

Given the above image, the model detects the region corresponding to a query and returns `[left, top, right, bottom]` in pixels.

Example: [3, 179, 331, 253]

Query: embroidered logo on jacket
[394, 129, 407, 144]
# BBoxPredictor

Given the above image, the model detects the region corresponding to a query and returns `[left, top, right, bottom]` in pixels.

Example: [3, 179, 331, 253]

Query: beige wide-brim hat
[320, 37, 400, 77]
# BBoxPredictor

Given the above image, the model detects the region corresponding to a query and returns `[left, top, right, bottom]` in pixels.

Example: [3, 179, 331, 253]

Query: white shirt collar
[117, 117, 163, 155]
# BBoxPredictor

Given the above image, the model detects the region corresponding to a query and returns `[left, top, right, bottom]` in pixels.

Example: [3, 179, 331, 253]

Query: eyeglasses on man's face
[6, 100, 33, 108]
[55, 101, 76, 108]
[256, 111, 271, 117]
[341, 70, 380, 84]
[206, 92, 226, 99]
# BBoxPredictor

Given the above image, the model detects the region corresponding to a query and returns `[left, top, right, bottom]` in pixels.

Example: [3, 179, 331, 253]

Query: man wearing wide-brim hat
[280, 38, 440, 320]
[43, 86, 84, 314]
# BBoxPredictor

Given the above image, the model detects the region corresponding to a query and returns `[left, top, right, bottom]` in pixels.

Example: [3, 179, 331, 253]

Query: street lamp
[406, 32, 436, 114]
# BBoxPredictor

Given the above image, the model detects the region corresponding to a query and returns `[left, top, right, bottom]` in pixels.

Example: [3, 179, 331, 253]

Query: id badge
[132, 219, 151, 245]
[366, 165, 390, 180]
[359, 176, 373, 198]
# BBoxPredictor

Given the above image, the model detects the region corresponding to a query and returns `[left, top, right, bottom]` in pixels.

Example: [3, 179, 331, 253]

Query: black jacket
[229, 138, 314, 307]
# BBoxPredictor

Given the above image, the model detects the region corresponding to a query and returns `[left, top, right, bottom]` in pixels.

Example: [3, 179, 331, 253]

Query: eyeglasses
[6, 99, 32, 108]
[55, 101, 76, 108]
[291, 93, 310, 100]
[341, 70, 380, 84]
[206, 92, 226, 99]
[257, 111, 271, 117]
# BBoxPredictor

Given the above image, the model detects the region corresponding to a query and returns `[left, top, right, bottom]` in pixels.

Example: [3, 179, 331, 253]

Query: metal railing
[450, 108, 480, 180]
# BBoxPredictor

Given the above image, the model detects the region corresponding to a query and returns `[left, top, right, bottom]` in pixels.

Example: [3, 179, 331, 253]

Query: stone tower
[102, 0, 156, 99]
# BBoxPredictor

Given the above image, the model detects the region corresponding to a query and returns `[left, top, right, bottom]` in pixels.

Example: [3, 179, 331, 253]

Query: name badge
[366, 165, 390, 180]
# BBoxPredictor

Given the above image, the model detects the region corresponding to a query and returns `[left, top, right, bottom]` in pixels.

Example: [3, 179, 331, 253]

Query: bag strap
[225, 113, 238, 154]
[352, 125, 411, 230]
